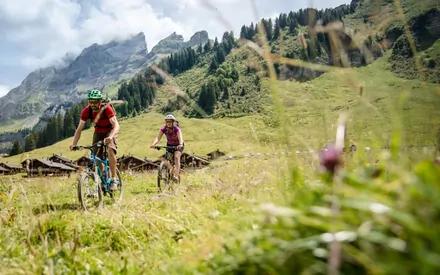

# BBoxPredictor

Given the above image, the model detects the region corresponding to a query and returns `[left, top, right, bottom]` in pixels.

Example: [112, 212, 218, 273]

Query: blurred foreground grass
[1, 143, 440, 274]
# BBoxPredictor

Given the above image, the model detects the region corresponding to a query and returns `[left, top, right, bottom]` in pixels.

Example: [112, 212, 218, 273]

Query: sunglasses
[88, 100, 100, 105]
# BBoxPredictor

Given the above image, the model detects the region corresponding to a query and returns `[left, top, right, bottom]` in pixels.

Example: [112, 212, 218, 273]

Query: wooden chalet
[0, 162, 24, 174]
[0, 166, 14, 175]
[48, 154, 73, 164]
[131, 161, 159, 173]
[48, 154, 80, 170]
[117, 154, 147, 171]
[21, 159, 76, 177]
[151, 159, 162, 166]
[206, 149, 226, 160]
[148, 153, 209, 170]
[181, 153, 210, 169]
[75, 155, 92, 168]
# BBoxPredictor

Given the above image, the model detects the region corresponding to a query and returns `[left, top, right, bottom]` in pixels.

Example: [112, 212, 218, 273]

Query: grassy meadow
[1, 51, 440, 273]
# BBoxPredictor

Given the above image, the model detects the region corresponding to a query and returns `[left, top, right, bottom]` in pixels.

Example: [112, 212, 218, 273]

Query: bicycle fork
[94, 166, 100, 196]
[86, 166, 100, 198]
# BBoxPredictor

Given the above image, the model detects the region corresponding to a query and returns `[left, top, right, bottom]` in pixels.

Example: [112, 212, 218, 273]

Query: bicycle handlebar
[72, 140, 106, 151]
[152, 145, 178, 151]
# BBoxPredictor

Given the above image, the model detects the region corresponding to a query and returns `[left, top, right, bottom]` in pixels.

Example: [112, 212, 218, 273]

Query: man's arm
[107, 117, 120, 139]
[70, 120, 86, 150]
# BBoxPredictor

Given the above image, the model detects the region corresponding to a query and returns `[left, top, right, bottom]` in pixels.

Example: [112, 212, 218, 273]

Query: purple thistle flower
[320, 145, 342, 174]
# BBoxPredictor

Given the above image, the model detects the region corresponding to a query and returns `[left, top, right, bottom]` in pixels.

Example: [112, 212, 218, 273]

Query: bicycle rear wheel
[157, 162, 170, 193]
[78, 171, 103, 211]
[109, 168, 123, 202]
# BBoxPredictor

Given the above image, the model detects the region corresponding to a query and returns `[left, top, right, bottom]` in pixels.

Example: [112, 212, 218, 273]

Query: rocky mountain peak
[150, 30, 209, 55]
[78, 32, 148, 60]
[187, 30, 209, 47]
[165, 32, 185, 41]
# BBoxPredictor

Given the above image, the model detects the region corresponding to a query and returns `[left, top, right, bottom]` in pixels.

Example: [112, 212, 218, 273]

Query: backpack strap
[89, 104, 110, 120]
[88, 105, 93, 120]
[88, 104, 112, 129]
[101, 103, 109, 119]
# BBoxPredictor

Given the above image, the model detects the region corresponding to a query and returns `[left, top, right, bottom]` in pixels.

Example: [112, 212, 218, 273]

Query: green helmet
[88, 89, 102, 100]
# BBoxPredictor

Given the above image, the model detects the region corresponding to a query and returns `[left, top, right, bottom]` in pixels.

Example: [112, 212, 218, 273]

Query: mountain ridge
[0, 30, 210, 129]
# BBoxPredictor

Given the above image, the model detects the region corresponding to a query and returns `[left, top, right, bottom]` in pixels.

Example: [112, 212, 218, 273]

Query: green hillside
[4, 51, 439, 166]
[2, 0, 440, 274]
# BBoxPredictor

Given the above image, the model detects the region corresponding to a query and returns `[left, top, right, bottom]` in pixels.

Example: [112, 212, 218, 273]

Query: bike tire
[158, 162, 169, 193]
[78, 171, 103, 211]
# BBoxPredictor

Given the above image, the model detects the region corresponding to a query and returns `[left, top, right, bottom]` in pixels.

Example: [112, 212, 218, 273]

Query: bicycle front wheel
[157, 162, 170, 193]
[78, 170, 103, 211]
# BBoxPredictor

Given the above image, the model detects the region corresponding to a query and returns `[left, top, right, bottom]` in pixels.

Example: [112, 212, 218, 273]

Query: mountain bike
[153, 145, 180, 195]
[73, 140, 123, 211]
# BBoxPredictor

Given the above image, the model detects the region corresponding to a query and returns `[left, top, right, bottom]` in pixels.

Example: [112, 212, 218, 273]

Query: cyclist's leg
[163, 150, 173, 169]
[173, 144, 184, 180]
[106, 131, 118, 190]
[163, 159, 172, 170]
[93, 132, 105, 174]
[158, 154, 169, 180]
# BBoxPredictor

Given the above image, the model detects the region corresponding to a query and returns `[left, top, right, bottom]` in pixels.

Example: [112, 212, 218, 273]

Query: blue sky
[0, 0, 350, 97]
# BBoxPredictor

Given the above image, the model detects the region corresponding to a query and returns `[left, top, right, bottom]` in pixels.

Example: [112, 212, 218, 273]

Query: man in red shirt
[69, 90, 120, 190]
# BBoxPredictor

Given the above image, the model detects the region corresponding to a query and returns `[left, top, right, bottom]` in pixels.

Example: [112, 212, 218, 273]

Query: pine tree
[215, 47, 226, 64]
[198, 85, 208, 111]
[24, 133, 36, 152]
[222, 86, 230, 101]
[9, 140, 23, 156]
[240, 87, 246, 96]
[274, 18, 281, 40]
[240, 25, 247, 39]
[197, 43, 203, 53]
[121, 103, 129, 117]
[56, 114, 63, 140]
[306, 39, 317, 59]
[205, 81, 217, 114]
[203, 41, 211, 52]
[63, 111, 76, 137]
[266, 18, 273, 41]
[209, 58, 219, 72]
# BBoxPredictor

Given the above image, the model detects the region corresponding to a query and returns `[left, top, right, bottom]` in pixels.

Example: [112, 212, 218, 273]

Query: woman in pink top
[150, 114, 184, 181]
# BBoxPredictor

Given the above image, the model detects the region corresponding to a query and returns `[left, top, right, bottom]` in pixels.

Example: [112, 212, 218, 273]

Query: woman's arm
[177, 129, 184, 147]
[151, 130, 164, 147]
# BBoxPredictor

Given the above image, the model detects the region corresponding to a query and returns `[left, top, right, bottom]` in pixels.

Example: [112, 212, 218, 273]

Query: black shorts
[163, 143, 184, 158]
[93, 131, 118, 158]
[167, 143, 184, 152]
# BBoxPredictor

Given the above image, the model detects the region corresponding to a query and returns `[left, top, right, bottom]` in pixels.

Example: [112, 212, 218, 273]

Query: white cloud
[0, 0, 350, 90]
[0, 85, 10, 97]
[0, 0, 194, 71]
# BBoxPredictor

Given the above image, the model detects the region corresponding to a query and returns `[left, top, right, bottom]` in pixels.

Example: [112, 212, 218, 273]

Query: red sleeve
[105, 105, 115, 119]
[80, 106, 89, 121]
